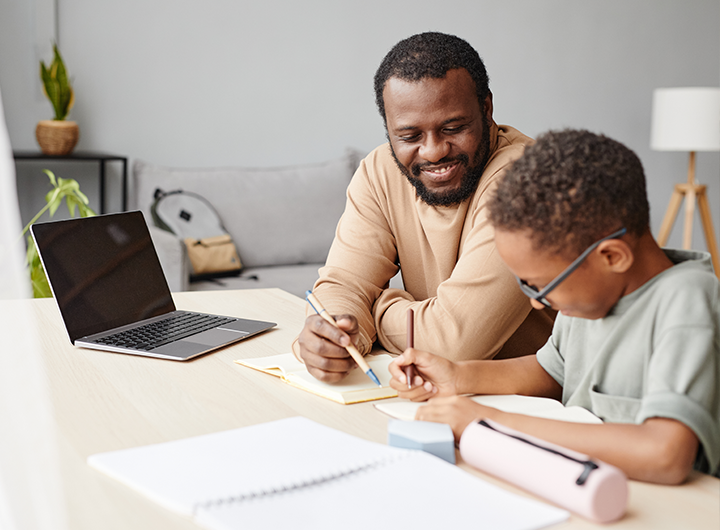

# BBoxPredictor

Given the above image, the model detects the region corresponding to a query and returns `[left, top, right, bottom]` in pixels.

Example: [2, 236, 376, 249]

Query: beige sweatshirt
[302, 122, 554, 361]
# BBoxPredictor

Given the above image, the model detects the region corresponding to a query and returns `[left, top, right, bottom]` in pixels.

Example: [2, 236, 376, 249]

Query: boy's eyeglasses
[515, 227, 627, 308]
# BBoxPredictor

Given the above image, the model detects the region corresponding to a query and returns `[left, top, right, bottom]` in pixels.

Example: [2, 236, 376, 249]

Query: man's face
[494, 228, 623, 320]
[383, 68, 492, 207]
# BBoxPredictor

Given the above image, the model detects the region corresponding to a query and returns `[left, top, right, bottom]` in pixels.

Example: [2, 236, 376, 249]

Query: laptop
[31, 211, 276, 361]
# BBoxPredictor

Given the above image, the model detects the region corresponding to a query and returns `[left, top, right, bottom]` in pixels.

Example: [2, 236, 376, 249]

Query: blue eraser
[387, 419, 456, 464]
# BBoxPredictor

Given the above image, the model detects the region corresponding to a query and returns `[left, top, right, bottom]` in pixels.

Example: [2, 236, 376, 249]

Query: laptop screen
[31, 211, 176, 343]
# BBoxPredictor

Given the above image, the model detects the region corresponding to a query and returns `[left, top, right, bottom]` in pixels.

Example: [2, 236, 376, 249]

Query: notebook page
[286, 354, 394, 389]
[87, 417, 407, 517]
[235, 352, 304, 377]
[237, 353, 398, 404]
[374, 394, 602, 424]
[195, 450, 569, 530]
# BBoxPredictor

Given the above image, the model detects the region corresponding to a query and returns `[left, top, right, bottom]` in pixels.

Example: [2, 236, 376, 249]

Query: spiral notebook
[87, 417, 568, 530]
[235, 353, 398, 404]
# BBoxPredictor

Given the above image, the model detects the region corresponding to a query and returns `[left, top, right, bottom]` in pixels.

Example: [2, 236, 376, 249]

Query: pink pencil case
[459, 419, 627, 523]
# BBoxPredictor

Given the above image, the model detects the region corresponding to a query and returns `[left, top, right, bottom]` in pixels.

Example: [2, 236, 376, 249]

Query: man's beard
[390, 118, 491, 207]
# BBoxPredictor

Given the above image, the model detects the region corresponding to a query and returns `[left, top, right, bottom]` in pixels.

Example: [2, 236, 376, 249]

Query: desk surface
[6, 289, 719, 529]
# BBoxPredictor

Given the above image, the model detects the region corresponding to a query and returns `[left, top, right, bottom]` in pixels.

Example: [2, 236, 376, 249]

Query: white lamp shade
[651, 87, 720, 151]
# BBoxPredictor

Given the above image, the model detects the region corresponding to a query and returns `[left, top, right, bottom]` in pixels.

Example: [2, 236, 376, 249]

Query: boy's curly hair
[489, 129, 650, 257]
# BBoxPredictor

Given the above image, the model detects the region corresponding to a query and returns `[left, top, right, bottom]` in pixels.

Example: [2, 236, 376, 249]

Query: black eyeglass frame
[515, 227, 628, 308]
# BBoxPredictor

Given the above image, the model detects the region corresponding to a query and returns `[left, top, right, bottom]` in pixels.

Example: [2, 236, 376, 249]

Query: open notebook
[375, 394, 603, 423]
[87, 417, 569, 530]
[235, 353, 397, 404]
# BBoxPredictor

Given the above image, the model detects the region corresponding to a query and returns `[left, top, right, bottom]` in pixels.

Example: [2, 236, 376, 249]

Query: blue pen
[305, 290, 382, 387]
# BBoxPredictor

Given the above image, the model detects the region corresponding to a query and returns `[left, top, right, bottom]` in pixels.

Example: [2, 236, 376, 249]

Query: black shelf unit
[13, 150, 128, 214]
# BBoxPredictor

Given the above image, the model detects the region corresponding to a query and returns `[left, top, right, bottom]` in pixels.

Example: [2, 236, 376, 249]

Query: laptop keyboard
[93, 312, 235, 351]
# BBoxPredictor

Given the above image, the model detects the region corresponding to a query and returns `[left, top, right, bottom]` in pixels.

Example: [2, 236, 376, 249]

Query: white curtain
[0, 90, 67, 529]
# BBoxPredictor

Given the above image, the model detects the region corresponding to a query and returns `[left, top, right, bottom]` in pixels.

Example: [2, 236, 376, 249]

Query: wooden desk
[7, 289, 719, 529]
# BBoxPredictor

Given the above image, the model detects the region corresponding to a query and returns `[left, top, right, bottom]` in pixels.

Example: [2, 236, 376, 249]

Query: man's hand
[388, 348, 462, 401]
[296, 313, 360, 383]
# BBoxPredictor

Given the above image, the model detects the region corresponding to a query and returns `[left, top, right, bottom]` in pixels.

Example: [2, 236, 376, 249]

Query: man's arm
[308, 149, 409, 355]
[417, 397, 700, 484]
[292, 149, 405, 380]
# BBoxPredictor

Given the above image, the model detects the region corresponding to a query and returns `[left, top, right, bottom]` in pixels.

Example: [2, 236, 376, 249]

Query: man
[294, 32, 554, 382]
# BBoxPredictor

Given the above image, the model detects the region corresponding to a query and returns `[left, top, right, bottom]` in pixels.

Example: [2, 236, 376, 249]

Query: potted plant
[36, 44, 79, 155]
[20, 169, 95, 297]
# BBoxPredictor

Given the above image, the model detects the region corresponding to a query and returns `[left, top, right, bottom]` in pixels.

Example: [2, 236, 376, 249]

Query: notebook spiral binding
[193, 452, 412, 513]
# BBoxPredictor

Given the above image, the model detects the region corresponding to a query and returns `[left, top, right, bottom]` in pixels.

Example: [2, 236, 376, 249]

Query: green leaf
[30, 264, 52, 298]
[40, 62, 52, 98]
[46, 187, 63, 217]
[65, 195, 79, 218]
[26, 236, 51, 298]
[44, 186, 60, 203]
[54, 47, 68, 87]
[25, 234, 37, 267]
[57, 177, 80, 193]
[39, 45, 72, 120]
[74, 188, 90, 204]
[53, 46, 71, 120]
[23, 167, 95, 297]
[78, 202, 96, 218]
[80, 205, 96, 218]
[43, 169, 57, 187]
[46, 81, 61, 118]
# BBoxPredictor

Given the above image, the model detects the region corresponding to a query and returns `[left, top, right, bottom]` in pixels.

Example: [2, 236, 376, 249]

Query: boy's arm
[417, 397, 699, 485]
[389, 350, 562, 401]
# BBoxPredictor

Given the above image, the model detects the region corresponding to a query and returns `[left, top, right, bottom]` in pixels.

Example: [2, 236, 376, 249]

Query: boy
[389, 129, 719, 484]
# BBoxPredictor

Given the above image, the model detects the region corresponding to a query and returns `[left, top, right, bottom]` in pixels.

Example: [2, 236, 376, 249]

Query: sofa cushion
[132, 149, 364, 268]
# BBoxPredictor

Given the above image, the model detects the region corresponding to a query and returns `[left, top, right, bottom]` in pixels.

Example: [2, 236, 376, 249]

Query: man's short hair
[373, 32, 490, 124]
[489, 129, 651, 257]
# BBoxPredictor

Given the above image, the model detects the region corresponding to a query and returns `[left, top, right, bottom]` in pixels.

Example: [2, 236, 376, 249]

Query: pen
[405, 308, 415, 389]
[305, 290, 382, 387]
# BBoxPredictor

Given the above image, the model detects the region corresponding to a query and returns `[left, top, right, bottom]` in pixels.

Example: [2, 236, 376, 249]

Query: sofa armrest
[149, 225, 189, 292]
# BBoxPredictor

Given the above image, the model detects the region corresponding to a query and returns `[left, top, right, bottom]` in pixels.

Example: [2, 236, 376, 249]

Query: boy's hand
[388, 348, 461, 401]
[415, 396, 495, 440]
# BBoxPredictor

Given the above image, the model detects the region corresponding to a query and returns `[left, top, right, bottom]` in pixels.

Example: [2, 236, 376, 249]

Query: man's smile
[420, 161, 460, 181]
[413, 159, 465, 187]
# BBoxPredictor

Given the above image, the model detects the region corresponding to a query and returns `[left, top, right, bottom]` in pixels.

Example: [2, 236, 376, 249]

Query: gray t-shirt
[536, 249, 719, 475]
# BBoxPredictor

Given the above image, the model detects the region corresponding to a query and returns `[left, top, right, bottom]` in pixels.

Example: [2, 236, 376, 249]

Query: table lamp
[651, 87, 720, 275]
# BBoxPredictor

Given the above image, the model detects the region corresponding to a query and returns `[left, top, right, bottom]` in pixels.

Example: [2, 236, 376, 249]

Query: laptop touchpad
[186, 327, 249, 346]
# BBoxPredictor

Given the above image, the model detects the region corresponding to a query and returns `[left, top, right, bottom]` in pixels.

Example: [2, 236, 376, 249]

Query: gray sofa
[131, 149, 365, 297]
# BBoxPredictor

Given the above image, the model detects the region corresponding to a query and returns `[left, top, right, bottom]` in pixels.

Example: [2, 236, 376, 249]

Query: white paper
[88, 417, 404, 516]
[88, 416, 569, 530]
[195, 450, 569, 530]
[374, 394, 602, 424]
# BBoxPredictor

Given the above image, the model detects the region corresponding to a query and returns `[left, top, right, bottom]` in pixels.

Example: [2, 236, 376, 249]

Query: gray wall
[1, 0, 719, 251]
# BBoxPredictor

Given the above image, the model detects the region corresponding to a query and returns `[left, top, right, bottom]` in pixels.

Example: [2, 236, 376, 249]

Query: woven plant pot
[35, 120, 79, 155]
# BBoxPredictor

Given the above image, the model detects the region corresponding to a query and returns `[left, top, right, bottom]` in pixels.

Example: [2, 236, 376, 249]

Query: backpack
[151, 188, 243, 282]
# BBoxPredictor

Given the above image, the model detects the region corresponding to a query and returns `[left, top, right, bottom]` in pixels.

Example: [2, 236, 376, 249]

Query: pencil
[305, 290, 382, 387]
[405, 308, 415, 389]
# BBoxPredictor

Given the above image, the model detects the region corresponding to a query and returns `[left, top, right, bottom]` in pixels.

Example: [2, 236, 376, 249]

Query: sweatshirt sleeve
[309, 154, 401, 354]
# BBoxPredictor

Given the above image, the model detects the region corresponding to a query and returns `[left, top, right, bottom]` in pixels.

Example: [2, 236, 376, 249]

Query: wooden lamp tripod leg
[697, 190, 720, 277]
[657, 186, 685, 247]
[682, 185, 697, 249]
[655, 152, 720, 277]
